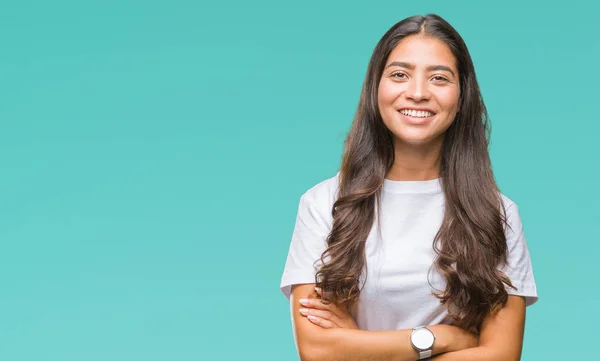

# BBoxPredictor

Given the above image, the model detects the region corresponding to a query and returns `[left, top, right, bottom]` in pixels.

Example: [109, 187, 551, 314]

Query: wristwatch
[410, 326, 435, 360]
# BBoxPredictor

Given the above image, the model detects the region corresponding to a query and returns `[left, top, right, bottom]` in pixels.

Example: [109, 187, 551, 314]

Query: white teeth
[400, 109, 434, 117]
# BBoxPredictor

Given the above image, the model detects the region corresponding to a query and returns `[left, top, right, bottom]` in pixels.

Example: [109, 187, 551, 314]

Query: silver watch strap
[419, 349, 432, 359]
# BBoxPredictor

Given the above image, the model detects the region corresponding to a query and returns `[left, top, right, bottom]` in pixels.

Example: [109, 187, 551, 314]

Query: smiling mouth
[399, 109, 436, 118]
[397, 110, 435, 125]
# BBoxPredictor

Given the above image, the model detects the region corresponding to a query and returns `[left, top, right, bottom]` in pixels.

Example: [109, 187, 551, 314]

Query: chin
[391, 129, 438, 146]
[398, 137, 435, 146]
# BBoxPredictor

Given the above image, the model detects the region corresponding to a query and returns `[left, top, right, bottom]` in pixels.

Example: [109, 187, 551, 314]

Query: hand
[298, 287, 359, 329]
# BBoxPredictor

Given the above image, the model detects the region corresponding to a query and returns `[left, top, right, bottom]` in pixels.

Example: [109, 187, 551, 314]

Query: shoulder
[293, 172, 340, 228]
[299, 171, 341, 207]
[499, 192, 521, 225]
[499, 192, 517, 212]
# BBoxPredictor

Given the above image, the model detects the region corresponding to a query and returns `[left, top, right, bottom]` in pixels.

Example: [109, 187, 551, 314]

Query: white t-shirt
[280, 172, 538, 331]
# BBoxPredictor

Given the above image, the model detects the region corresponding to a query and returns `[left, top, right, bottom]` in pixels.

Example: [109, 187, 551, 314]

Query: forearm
[304, 328, 418, 361]
[431, 346, 514, 361]
[298, 325, 457, 361]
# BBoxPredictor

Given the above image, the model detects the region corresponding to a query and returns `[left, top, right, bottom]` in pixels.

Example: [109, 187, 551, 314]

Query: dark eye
[432, 75, 449, 82]
[391, 72, 407, 79]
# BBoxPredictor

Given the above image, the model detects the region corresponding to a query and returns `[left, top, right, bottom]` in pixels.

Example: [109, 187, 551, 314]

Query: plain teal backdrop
[1, 0, 598, 360]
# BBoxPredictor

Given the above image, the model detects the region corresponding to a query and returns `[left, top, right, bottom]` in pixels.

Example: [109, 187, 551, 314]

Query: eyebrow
[385, 61, 456, 77]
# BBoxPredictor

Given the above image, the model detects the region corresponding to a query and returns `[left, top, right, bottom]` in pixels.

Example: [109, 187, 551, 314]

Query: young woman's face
[378, 35, 461, 147]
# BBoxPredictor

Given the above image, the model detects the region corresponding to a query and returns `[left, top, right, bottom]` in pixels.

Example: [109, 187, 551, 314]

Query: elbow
[298, 346, 327, 361]
[297, 333, 335, 361]
[498, 355, 520, 361]
[506, 354, 521, 361]
[479, 345, 521, 361]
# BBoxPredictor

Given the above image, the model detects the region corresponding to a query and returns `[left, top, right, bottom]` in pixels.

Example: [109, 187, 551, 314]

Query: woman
[280, 14, 538, 361]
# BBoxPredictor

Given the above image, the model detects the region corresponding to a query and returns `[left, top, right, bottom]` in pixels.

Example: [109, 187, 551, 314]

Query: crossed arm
[290, 284, 526, 361]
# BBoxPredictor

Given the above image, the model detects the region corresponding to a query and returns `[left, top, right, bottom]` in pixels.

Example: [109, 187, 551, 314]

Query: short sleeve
[500, 201, 539, 306]
[279, 192, 332, 301]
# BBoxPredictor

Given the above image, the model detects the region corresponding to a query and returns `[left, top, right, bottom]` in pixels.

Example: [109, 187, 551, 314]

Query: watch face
[412, 328, 434, 349]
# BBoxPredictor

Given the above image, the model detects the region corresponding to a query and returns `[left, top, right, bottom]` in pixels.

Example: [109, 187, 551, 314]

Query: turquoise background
[1, 0, 598, 360]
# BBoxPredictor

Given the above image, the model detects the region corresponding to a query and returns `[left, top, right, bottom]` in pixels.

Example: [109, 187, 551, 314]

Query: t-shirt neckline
[383, 177, 442, 194]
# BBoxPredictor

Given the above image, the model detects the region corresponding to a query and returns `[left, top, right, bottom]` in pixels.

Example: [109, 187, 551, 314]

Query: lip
[397, 110, 436, 125]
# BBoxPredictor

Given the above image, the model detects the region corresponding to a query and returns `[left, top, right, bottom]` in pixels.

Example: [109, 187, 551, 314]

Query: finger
[299, 307, 339, 324]
[299, 298, 346, 319]
[307, 315, 336, 328]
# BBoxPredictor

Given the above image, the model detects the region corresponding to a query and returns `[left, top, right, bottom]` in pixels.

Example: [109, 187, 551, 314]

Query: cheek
[378, 80, 400, 107]
[437, 89, 460, 112]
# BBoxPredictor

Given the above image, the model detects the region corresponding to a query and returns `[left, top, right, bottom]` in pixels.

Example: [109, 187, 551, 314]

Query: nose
[405, 76, 431, 101]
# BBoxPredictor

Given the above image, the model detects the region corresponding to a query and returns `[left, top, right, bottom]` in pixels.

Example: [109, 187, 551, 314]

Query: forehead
[385, 35, 457, 70]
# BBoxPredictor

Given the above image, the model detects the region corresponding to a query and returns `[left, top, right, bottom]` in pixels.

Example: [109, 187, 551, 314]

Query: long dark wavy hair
[315, 14, 516, 333]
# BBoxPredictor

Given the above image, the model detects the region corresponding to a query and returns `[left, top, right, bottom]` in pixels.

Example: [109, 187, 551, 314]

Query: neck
[386, 137, 443, 181]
